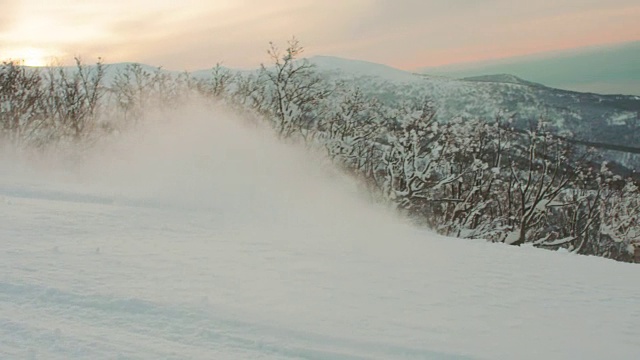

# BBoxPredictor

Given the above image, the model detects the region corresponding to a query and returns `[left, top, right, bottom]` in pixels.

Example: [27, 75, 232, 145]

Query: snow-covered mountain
[307, 55, 422, 83]
[461, 74, 546, 88]
[301, 56, 640, 164]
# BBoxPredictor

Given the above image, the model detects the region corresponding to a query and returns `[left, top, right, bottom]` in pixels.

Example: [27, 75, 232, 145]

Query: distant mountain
[462, 74, 546, 88]
[304, 55, 640, 168]
[418, 41, 640, 96]
[307, 56, 421, 83]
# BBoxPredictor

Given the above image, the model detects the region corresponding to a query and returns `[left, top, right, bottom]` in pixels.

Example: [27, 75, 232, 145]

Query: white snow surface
[1, 108, 640, 360]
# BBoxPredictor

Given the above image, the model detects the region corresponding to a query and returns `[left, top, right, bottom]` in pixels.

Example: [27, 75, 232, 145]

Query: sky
[1, 0, 639, 70]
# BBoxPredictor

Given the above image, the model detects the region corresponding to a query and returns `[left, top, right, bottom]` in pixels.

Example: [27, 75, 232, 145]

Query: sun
[1, 47, 50, 67]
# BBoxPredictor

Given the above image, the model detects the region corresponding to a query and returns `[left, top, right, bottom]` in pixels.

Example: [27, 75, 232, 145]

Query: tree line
[1, 39, 638, 262]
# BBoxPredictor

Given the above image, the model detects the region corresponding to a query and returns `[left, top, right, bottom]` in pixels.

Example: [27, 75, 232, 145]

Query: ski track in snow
[1, 113, 640, 359]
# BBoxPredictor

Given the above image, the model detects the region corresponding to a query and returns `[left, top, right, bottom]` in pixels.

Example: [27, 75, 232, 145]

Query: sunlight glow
[1, 47, 51, 67]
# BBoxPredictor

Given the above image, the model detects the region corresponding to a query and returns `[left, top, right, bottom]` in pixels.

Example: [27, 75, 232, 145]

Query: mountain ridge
[418, 40, 640, 96]
[461, 74, 547, 88]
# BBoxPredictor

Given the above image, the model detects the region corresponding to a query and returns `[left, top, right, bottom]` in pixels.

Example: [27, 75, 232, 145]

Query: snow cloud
[2, 102, 406, 248]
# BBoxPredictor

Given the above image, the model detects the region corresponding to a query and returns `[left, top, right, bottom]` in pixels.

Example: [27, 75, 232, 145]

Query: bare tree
[260, 37, 332, 139]
[198, 63, 234, 98]
[503, 123, 574, 246]
[111, 63, 154, 124]
[43, 57, 106, 141]
[0, 61, 45, 144]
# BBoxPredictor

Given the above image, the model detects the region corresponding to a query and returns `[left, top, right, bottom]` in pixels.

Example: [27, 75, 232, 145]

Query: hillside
[4, 53, 639, 260]
[303, 55, 640, 167]
[2, 47, 640, 360]
[2, 112, 639, 359]
[28, 56, 640, 165]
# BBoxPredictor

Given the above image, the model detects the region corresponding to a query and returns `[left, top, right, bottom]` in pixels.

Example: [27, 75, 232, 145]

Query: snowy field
[1, 109, 639, 359]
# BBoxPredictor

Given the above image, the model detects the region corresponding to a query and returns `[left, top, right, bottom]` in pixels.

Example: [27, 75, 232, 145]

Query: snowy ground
[1, 110, 639, 359]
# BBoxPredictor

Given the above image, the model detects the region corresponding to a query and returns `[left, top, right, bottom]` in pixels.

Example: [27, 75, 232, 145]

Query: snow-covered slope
[307, 56, 422, 83]
[304, 56, 640, 166]
[1, 108, 639, 359]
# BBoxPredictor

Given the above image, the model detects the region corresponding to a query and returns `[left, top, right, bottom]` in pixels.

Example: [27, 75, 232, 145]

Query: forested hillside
[2, 39, 639, 262]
